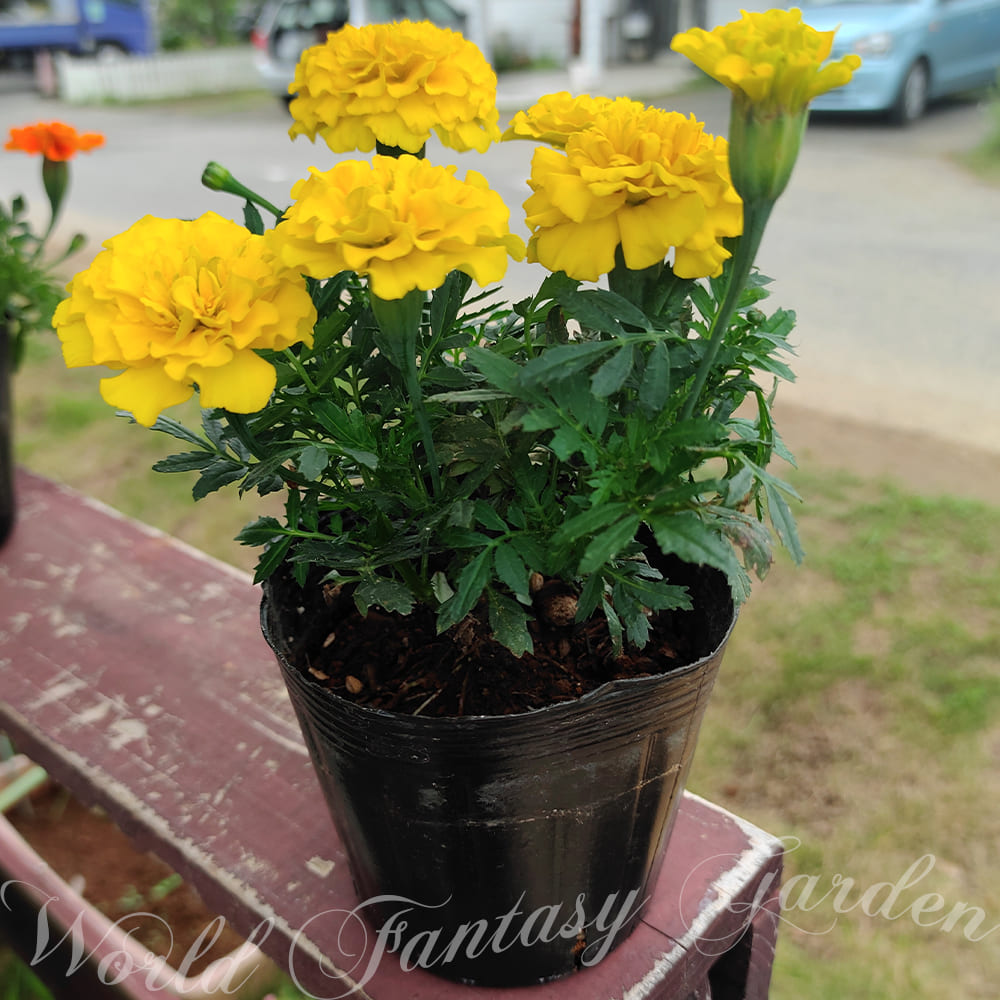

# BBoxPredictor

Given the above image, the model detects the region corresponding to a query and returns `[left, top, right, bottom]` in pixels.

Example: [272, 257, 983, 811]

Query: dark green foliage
[153, 252, 802, 655]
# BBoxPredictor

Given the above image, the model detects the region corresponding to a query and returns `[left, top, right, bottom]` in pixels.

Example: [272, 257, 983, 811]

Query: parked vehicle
[799, 0, 1000, 124]
[251, 0, 467, 99]
[0, 0, 155, 64]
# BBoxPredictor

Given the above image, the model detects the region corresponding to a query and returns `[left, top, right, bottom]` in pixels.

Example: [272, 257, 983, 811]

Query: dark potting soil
[7, 783, 247, 976]
[269, 557, 728, 718]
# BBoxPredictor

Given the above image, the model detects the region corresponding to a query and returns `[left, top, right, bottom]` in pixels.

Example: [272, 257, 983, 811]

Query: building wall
[451, 0, 576, 65]
[451, 0, 766, 69]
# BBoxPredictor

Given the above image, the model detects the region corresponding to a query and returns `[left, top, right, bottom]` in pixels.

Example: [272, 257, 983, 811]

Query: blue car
[797, 0, 1000, 123]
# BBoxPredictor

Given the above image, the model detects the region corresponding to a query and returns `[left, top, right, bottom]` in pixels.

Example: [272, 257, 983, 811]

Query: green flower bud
[201, 161, 234, 193]
[727, 99, 808, 206]
[41, 157, 69, 231]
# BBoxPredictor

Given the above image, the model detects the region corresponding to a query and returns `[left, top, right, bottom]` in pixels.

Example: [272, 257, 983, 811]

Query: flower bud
[201, 161, 235, 193]
[727, 100, 808, 205]
[41, 157, 69, 229]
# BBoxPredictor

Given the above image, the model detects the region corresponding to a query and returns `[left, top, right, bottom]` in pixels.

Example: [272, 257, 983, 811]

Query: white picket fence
[54, 47, 263, 104]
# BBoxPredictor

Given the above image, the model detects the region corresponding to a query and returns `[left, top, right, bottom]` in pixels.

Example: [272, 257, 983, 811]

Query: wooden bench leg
[707, 885, 781, 1000]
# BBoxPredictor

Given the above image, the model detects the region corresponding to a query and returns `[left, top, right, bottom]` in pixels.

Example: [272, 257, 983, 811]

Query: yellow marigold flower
[670, 8, 861, 113]
[501, 92, 645, 147]
[523, 106, 742, 282]
[269, 155, 525, 301]
[288, 20, 500, 155]
[54, 212, 316, 427]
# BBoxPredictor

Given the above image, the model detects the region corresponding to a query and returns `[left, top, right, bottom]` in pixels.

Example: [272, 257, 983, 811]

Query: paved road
[3, 74, 998, 454]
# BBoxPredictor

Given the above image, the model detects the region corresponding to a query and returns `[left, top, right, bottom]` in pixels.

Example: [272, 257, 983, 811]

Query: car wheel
[889, 59, 929, 126]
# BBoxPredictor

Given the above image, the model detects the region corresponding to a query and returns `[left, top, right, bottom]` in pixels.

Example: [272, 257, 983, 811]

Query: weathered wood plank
[0, 470, 782, 998]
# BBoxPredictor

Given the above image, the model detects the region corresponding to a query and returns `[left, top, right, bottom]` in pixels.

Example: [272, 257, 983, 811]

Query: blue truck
[0, 0, 155, 65]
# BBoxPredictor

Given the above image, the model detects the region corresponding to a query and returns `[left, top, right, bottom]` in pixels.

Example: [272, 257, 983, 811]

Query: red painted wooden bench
[0, 469, 782, 999]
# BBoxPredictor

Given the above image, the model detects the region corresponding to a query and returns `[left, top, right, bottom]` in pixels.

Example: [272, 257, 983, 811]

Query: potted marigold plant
[53, 11, 860, 987]
[2, 120, 103, 545]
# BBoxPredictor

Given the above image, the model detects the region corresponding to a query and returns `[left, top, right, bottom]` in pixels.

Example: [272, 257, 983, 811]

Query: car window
[366, 0, 461, 25]
[275, 0, 348, 29]
[420, 0, 463, 25]
[367, 0, 401, 19]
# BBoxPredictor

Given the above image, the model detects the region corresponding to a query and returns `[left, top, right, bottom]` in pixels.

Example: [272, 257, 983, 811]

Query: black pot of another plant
[260, 554, 736, 988]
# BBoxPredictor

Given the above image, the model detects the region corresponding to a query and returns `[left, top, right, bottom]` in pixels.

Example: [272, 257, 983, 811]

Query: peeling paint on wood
[306, 856, 337, 878]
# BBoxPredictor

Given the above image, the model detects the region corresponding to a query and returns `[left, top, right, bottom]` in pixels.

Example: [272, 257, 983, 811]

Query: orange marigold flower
[5, 121, 105, 161]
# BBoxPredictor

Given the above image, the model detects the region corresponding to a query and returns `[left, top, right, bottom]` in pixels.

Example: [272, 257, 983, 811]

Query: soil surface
[8, 783, 246, 976]
[267, 553, 733, 718]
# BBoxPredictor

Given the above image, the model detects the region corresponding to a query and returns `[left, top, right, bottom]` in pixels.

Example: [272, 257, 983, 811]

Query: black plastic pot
[261, 559, 736, 987]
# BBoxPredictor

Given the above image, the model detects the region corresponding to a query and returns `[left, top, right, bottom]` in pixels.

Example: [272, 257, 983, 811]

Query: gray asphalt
[3, 59, 998, 453]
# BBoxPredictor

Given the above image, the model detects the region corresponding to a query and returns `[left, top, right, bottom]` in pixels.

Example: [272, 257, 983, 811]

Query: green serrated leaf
[552, 502, 632, 549]
[560, 287, 649, 334]
[549, 425, 590, 462]
[465, 345, 522, 391]
[152, 451, 217, 474]
[638, 340, 671, 414]
[493, 542, 529, 597]
[149, 415, 213, 450]
[355, 577, 415, 615]
[602, 597, 624, 657]
[192, 458, 247, 500]
[650, 511, 742, 580]
[340, 446, 379, 470]
[517, 340, 615, 388]
[764, 481, 804, 563]
[436, 550, 492, 632]
[615, 573, 691, 612]
[613, 582, 651, 647]
[474, 500, 508, 533]
[580, 514, 642, 574]
[200, 411, 229, 451]
[297, 443, 328, 481]
[243, 200, 264, 235]
[252, 536, 293, 584]
[591, 343, 634, 398]
[236, 516, 284, 546]
[488, 591, 533, 657]
[576, 572, 607, 622]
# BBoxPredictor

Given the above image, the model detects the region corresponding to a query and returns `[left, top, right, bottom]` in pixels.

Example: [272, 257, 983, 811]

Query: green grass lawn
[8, 338, 1000, 999]
[690, 471, 1000, 999]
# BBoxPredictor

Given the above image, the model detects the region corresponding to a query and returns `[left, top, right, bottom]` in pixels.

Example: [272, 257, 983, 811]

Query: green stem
[369, 291, 442, 499]
[393, 558, 435, 604]
[282, 348, 319, 393]
[680, 198, 774, 421]
[202, 162, 284, 220]
[403, 352, 442, 498]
